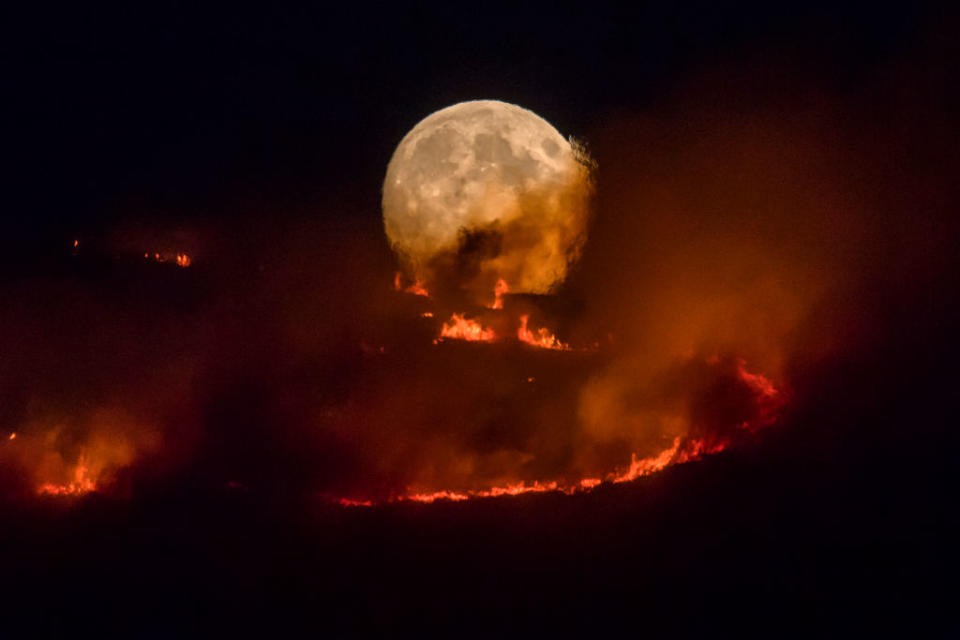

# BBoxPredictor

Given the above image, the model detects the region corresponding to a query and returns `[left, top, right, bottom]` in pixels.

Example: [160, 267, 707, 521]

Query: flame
[406, 480, 561, 504]
[392, 438, 702, 505]
[517, 315, 570, 350]
[143, 251, 191, 267]
[394, 272, 430, 297]
[342, 433, 736, 507]
[611, 437, 683, 484]
[8, 432, 15, 440]
[11, 411, 155, 499]
[37, 453, 97, 496]
[439, 314, 496, 342]
[337, 497, 374, 507]
[489, 279, 509, 309]
[337, 362, 782, 507]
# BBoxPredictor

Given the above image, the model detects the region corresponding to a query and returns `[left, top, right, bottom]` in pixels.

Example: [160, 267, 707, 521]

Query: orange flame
[37, 453, 97, 497]
[439, 314, 496, 342]
[336, 432, 749, 507]
[337, 497, 374, 507]
[143, 251, 191, 267]
[394, 272, 430, 297]
[489, 279, 509, 309]
[517, 315, 570, 350]
[362, 433, 733, 506]
[336, 363, 782, 507]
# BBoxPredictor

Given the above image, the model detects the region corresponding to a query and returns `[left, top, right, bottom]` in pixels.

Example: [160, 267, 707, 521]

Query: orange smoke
[394, 271, 430, 297]
[332, 356, 782, 506]
[37, 453, 97, 496]
[0, 405, 166, 500]
[340, 357, 780, 506]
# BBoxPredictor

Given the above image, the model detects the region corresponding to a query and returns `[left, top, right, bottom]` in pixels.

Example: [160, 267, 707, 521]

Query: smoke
[1, 33, 955, 505]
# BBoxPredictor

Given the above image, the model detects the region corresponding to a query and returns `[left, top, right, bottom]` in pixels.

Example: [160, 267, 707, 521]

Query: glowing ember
[8, 432, 15, 440]
[38, 454, 97, 497]
[393, 272, 430, 297]
[406, 480, 560, 504]
[489, 279, 509, 310]
[336, 362, 782, 507]
[337, 497, 374, 507]
[612, 437, 683, 484]
[342, 434, 736, 507]
[439, 313, 496, 342]
[143, 251, 192, 267]
[517, 315, 570, 350]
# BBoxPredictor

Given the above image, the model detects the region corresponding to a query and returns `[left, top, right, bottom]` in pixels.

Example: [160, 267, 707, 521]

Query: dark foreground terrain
[2, 314, 955, 638]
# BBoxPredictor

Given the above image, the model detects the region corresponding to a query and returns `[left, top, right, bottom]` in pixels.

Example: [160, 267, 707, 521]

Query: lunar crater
[383, 100, 592, 299]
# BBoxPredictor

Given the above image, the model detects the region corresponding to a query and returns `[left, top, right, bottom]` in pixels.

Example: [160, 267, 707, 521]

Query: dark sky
[2, 4, 959, 636]
[3, 3, 940, 258]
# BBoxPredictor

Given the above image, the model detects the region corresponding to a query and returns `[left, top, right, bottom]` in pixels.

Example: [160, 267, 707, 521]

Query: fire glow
[143, 251, 191, 267]
[394, 272, 430, 297]
[517, 315, 569, 351]
[344, 369, 780, 507]
[352, 268, 787, 505]
[439, 313, 496, 342]
[37, 454, 97, 497]
[335, 348, 784, 506]
[489, 279, 509, 310]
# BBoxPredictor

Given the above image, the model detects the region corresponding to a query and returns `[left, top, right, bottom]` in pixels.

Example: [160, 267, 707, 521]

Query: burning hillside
[2, 6, 956, 638]
[0, 51, 954, 512]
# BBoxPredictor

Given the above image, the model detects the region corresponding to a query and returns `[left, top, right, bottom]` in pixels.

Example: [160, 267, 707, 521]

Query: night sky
[2, 2, 958, 636]
[6, 4, 938, 253]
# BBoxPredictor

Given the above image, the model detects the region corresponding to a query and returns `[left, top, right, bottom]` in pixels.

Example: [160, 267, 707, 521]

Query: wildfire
[37, 454, 97, 497]
[337, 361, 782, 507]
[143, 251, 191, 267]
[337, 497, 374, 507]
[394, 272, 430, 297]
[342, 433, 742, 507]
[489, 279, 509, 309]
[433, 313, 572, 350]
[439, 314, 496, 342]
[517, 315, 570, 350]
[611, 438, 684, 484]
[406, 481, 561, 504]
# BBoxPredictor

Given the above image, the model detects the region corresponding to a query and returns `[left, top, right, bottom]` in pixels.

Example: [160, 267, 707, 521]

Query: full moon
[382, 100, 592, 295]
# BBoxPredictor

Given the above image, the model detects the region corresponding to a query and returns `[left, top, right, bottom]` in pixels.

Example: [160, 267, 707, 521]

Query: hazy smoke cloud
[1, 37, 955, 504]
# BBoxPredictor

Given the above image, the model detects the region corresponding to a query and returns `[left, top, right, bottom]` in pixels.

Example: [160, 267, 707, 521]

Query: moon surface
[382, 100, 592, 295]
